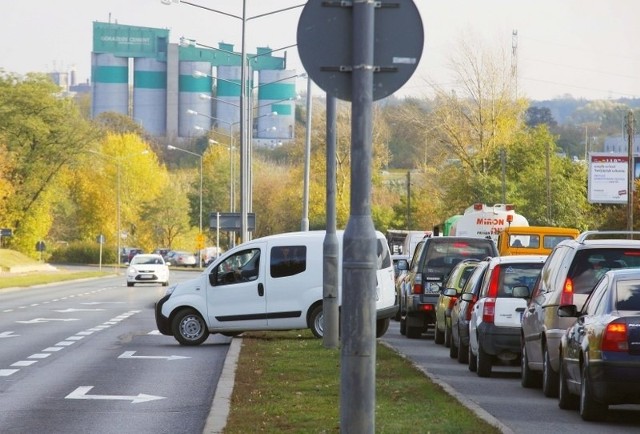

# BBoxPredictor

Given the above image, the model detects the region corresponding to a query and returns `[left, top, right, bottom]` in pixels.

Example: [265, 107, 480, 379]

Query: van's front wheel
[172, 309, 209, 346]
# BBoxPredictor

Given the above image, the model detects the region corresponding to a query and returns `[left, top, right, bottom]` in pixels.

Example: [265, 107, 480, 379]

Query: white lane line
[28, 353, 51, 359]
[12, 361, 37, 367]
[56, 341, 75, 346]
[43, 347, 64, 352]
[76, 331, 94, 335]
[66, 336, 84, 341]
[0, 369, 19, 376]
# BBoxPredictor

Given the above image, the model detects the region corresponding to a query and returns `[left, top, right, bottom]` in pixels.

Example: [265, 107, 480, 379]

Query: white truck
[155, 230, 398, 345]
[449, 203, 528, 243]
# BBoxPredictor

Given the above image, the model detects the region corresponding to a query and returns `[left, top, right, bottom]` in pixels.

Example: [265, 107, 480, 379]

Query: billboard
[93, 22, 168, 59]
[588, 153, 640, 204]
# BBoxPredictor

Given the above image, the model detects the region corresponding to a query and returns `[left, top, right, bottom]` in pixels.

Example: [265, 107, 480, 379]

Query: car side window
[213, 248, 261, 285]
[270, 245, 306, 278]
[583, 276, 608, 315]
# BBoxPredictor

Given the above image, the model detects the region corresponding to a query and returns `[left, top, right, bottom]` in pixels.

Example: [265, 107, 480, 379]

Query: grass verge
[225, 330, 501, 434]
[0, 271, 111, 290]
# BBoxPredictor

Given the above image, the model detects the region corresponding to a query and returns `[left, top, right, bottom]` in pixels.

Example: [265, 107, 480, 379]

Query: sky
[1, 0, 639, 101]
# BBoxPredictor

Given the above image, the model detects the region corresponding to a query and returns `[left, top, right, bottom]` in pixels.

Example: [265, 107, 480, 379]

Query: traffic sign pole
[297, 1, 423, 431]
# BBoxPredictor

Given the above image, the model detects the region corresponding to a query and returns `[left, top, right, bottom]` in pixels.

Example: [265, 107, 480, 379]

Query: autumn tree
[0, 72, 99, 255]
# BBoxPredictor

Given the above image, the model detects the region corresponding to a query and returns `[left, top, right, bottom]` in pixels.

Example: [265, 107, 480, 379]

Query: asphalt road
[0, 271, 231, 434]
[381, 321, 640, 433]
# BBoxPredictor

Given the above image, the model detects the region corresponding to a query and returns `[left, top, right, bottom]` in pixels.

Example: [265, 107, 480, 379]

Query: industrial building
[91, 21, 298, 144]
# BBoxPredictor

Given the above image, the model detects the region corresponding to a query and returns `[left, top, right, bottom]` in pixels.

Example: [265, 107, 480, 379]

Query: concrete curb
[203, 337, 242, 434]
[380, 341, 514, 434]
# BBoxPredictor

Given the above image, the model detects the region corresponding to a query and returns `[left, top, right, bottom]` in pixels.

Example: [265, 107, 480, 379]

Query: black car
[449, 260, 489, 363]
[557, 268, 640, 421]
[399, 236, 498, 339]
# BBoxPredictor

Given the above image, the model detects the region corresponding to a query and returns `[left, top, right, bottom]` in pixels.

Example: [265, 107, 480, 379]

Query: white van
[155, 230, 398, 345]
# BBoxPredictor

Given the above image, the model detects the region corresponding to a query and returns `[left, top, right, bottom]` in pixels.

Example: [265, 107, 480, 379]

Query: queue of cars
[394, 230, 640, 422]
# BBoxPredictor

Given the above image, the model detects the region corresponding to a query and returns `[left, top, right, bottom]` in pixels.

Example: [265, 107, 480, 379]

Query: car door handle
[258, 283, 264, 297]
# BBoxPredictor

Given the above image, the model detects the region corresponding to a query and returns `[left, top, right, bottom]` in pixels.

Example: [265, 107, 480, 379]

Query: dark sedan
[558, 268, 640, 421]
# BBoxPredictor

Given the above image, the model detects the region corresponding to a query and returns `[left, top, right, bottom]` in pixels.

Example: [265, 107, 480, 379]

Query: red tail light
[487, 265, 501, 298]
[560, 277, 574, 305]
[413, 274, 424, 295]
[419, 304, 434, 312]
[465, 298, 477, 321]
[482, 297, 496, 323]
[602, 322, 628, 352]
[447, 296, 458, 310]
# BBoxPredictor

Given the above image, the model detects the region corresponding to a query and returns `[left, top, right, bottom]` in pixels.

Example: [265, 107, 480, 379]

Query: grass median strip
[225, 330, 501, 433]
[0, 271, 110, 290]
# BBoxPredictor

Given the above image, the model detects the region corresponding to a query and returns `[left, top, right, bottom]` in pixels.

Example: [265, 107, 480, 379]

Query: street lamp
[162, 0, 305, 243]
[88, 149, 149, 271]
[167, 144, 206, 267]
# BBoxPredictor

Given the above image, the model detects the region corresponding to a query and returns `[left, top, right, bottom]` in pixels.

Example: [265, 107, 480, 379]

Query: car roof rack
[577, 230, 640, 243]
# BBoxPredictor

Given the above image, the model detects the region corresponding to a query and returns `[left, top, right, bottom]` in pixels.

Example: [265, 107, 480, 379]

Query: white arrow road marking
[16, 318, 79, 324]
[54, 308, 106, 313]
[118, 351, 190, 361]
[0, 331, 19, 338]
[65, 386, 165, 404]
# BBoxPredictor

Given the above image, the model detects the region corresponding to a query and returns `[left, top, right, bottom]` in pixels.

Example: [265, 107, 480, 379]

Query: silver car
[520, 231, 640, 397]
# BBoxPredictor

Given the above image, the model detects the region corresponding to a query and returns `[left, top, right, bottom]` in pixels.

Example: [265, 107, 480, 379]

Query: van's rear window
[423, 240, 494, 272]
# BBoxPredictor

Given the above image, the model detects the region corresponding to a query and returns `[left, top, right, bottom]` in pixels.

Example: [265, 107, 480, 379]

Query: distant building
[603, 135, 640, 154]
[91, 21, 298, 142]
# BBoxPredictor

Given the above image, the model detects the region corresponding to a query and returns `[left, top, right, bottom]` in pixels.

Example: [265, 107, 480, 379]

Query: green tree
[0, 72, 98, 255]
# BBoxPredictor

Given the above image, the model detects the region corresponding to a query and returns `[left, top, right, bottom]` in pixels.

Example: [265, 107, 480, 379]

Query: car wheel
[376, 318, 390, 338]
[449, 330, 459, 359]
[308, 304, 324, 338]
[521, 342, 542, 388]
[457, 334, 469, 364]
[400, 316, 406, 335]
[558, 355, 579, 410]
[434, 324, 445, 344]
[476, 342, 492, 377]
[127, 282, 134, 287]
[542, 346, 559, 398]
[162, 281, 169, 287]
[579, 362, 607, 421]
[172, 309, 209, 346]
[444, 322, 452, 348]
[468, 343, 477, 372]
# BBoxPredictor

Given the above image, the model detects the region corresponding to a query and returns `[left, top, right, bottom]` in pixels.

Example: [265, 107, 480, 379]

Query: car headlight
[165, 284, 178, 296]
[127, 267, 137, 276]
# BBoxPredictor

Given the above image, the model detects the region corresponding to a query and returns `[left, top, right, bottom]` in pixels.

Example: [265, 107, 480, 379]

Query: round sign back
[297, 0, 424, 101]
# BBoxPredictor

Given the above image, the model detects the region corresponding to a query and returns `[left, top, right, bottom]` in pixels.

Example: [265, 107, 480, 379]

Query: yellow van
[497, 226, 580, 256]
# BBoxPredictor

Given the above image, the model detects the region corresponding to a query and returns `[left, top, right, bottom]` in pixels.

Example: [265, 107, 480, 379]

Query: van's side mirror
[557, 304, 579, 317]
[512, 286, 530, 298]
[397, 260, 409, 271]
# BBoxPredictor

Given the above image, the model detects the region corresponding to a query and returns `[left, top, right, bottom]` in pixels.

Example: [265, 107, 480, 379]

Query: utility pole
[511, 29, 518, 98]
[627, 110, 635, 232]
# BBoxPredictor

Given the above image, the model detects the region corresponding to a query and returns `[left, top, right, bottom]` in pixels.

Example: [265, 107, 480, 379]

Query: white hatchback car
[468, 255, 547, 377]
[127, 254, 170, 287]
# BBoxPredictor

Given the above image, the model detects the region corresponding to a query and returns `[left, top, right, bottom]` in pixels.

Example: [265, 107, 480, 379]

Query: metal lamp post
[162, 0, 305, 243]
[167, 144, 205, 267]
[88, 149, 149, 271]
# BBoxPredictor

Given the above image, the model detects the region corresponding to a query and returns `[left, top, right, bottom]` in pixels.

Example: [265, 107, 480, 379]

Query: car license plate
[139, 274, 153, 280]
